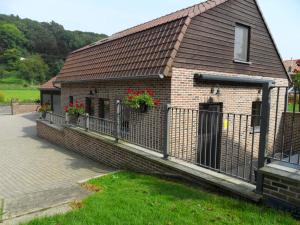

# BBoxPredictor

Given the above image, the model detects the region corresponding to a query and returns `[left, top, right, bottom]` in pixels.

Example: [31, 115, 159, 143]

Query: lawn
[0, 77, 40, 103]
[288, 103, 300, 112]
[24, 172, 298, 225]
[0, 89, 39, 103]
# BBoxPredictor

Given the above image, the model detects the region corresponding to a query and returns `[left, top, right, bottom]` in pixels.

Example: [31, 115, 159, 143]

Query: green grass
[24, 172, 298, 225]
[0, 78, 39, 103]
[288, 103, 300, 112]
[0, 89, 39, 103]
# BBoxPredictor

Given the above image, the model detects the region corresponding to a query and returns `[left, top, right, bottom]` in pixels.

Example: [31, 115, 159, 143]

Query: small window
[99, 98, 110, 119]
[251, 101, 262, 131]
[288, 66, 292, 72]
[69, 96, 73, 104]
[234, 24, 250, 62]
[85, 97, 95, 116]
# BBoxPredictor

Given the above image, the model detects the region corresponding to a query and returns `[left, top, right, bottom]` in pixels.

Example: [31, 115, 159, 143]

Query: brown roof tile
[40, 76, 61, 90]
[56, 0, 229, 83]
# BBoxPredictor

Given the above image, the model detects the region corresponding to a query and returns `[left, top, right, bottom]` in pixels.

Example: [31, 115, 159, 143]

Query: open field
[24, 172, 298, 225]
[0, 89, 39, 103]
[0, 77, 39, 103]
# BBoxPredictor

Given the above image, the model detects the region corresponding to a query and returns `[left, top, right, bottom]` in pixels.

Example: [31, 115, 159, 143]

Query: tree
[0, 48, 22, 69]
[0, 23, 27, 52]
[293, 71, 300, 87]
[17, 55, 49, 84]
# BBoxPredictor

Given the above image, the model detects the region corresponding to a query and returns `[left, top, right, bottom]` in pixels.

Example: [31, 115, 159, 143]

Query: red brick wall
[11, 102, 39, 115]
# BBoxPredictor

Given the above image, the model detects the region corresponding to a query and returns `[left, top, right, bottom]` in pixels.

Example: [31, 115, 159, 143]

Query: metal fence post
[115, 100, 121, 142]
[256, 82, 274, 193]
[49, 112, 53, 124]
[65, 112, 69, 125]
[85, 113, 89, 131]
[163, 104, 171, 159]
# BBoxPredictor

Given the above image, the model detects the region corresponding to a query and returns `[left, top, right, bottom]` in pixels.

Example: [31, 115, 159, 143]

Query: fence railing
[41, 85, 300, 186]
[168, 107, 259, 183]
[266, 85, 300, 166]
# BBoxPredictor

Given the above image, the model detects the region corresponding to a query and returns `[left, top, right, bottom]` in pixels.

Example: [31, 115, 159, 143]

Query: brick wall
[169, 68, 289, 178]
[260, 165, 300, 216]
[11, 102, 39, 115]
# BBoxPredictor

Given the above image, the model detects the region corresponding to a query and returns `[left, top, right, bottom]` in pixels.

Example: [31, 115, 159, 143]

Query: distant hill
[0, 14, 107, 84]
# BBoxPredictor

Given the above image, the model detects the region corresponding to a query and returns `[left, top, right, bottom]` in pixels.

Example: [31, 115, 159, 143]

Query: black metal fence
[41, 84, 300, 186]
[168, 107, 260, 183]
[266, 85, 300, 166]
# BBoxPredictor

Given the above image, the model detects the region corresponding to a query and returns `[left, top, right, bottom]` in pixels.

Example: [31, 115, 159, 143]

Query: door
[85, 97, 95, 116]
[197, 103, 222, 169]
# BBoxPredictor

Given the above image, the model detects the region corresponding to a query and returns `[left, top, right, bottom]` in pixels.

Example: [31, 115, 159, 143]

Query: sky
[0, 0, 299, 60]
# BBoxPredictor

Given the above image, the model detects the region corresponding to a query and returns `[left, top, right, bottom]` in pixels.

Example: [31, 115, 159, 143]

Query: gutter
[194, 73, 275, 87]
[54, 74, 166, 84]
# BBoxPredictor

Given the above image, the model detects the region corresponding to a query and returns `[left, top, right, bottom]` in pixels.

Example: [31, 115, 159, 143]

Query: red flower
[128, 95, 134, 100]
[64, 106, 69, 112]
[154, 99, 160, 106]
[69, 102, 73, 107]
[80, 103, 84, 108]
[146, 88, 154, 97]
[127, 88, 134, 94]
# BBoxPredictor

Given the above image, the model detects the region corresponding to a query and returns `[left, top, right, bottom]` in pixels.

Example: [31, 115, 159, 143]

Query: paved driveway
[0, 113, 114, 219]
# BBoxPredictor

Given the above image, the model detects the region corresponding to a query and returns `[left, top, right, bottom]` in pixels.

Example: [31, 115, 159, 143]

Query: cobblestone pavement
[0, 113, 115, 219]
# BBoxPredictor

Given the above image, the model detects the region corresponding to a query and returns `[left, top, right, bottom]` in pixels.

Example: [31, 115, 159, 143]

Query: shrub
[0, 92, 5, 102]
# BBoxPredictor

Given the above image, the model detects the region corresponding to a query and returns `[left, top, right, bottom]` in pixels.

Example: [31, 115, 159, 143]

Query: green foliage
[64, 101, 85, 116]
[292, 71, 300, 86]
[0, 92, 5, 102]
[17, 55, 49, 84]
[0, 14, 107, 83]
[0, 48, 22, 69]
[0, 23, 27, 52]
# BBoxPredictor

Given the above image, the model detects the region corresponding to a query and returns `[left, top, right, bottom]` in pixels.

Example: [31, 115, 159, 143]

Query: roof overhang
[54, 74, 167, 84]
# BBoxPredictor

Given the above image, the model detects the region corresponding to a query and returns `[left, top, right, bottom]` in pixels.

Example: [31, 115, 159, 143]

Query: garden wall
[11, 101, 39, 115]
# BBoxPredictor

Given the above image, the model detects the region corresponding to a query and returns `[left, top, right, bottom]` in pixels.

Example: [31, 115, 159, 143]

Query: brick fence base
[260, 164, 300, 218]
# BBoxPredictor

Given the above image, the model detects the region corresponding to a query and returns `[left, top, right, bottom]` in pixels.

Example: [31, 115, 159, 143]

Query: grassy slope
[0, 77, 39, 103]
[24, 172, 298, 225]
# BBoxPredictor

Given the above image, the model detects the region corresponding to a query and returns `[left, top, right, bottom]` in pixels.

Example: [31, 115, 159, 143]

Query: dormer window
[234, 24, 250, 63]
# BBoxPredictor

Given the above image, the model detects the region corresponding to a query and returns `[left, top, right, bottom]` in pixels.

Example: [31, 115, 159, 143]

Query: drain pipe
[194, 73, 275, 194]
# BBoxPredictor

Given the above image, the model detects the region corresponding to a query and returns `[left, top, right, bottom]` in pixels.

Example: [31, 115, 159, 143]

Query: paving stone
[0, 113, 115, 219]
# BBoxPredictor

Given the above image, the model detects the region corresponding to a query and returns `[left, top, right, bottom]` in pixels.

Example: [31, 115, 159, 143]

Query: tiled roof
[283, 59, 300, 75]
[56, 0, 228, 83]
[40, 76, 61, 90]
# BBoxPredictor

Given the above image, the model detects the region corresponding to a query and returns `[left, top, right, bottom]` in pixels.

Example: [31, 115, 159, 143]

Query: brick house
[283, 59, 300, 80]
[54, 0, 290, 178]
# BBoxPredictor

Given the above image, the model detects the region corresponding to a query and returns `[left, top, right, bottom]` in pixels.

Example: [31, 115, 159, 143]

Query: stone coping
[260, 163, 300, 183]
[69, 125, 262, 202]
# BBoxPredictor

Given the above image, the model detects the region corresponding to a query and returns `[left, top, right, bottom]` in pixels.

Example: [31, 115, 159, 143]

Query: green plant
[64, 100, 85, 116]
[124, 88, 160, 110]
[0, 92, 5, 102]
[37, 103, 50, 113]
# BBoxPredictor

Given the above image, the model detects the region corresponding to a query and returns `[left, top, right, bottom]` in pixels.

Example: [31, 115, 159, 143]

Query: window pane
[251, 101, 261, 127]
[234, 25, 249, 61]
